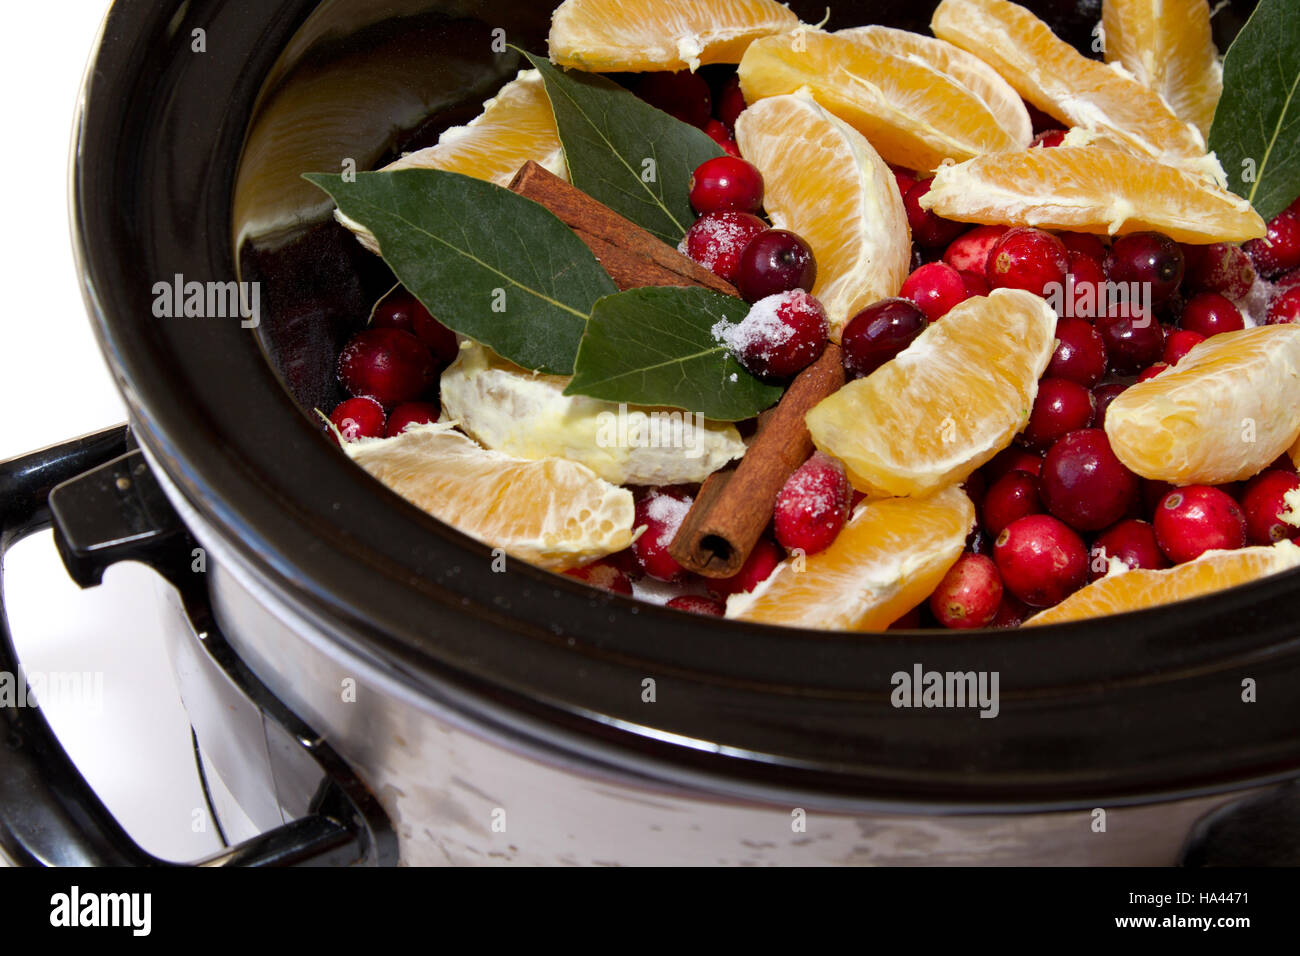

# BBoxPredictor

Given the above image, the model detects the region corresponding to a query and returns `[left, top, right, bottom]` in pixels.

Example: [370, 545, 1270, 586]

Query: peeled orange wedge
[931, 0, 1214, 176]
[737, 30, 1029, 172]
[1104, 326, 1300, 485]
[339, 69, 565, 253]
[734, 92, 910, 339]
[1024, 542, 1300, 625]
[345, 422, 635, 570]
[1102, 0, 1222, 139]
[548, 0, 799, 72]
[806, 289, 1057, 499]
[726, 486, 974, 630]
[920, 147, 1265, 243]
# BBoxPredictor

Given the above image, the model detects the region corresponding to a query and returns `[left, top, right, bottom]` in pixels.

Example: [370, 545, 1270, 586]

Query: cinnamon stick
[508, 161, 739, 296]
[669, 343, 846, 578]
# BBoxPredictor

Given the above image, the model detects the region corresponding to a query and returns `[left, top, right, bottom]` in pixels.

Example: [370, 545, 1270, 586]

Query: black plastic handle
[0, 426, 394, 866]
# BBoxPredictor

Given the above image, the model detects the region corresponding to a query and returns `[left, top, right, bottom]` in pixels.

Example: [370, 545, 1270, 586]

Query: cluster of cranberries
[328, 288, 458, 442]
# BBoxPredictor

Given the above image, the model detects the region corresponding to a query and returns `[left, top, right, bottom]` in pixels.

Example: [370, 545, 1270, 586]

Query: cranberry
[1090, 382, 1128, 427]
[899, 261, 970, 321]
[384, 401, 439, 437]
[1020, 378, 1096, 451]
[689, 156, 764, 214]
[337, 328, 435, 406]
[839, 298, 928, 378]
[985, 227, 1069, 297]
[704, 119, 740, 156]
[892, 166, 918, 200]
[943, 225, 1009, 273]
[1266, 286, 1300, 325]
[411, 308, 459, 366]
[665, 594, 726, 615]
[1278, 269, 1300, 290]
[963, 471, 988, 509]
[929, 554, 1004, 628]
[981, 469, 1043, 536]
[1105, 232, 1185, 304]
[1244, 209, 1300, 278]
[565, 559, 635, 595]
[716, 75, 746, 129]
[993, 514, 1088, 607]
[773, 452, 851, 555]
[635, 70, 711, 128]
[737, 229, 817, 302]
[707, 537, 783, 598]
[966, 526, 993, 555]
[960, 269, 990, 296]
[680, 211, 767, 283]
[983, 446, 1043, 483]
[1182, 242, 1257, 299]
[1088, 519, 1168, 581]
[633, 490, 693, 582]
[1136, 362, 1169, 382]
[1240, 469, 1300, 544]
[1057, 232, 1108, 261]
[1048, 318, 1108, 386]
[720, 289, 828, 379]
[990, 592, 1030, 628]
[329, 396, 386, 442]
[1024, 101, 1058, 133]
[1039, 428, 1140, 532]
[1096, 304, 1165, 375]
[1162, 328, 1206, 365]
[1179, 291, 1244, 336]
[1064, 250, 1107, 320]
[371, 288, 421, 333]
[1030, 128, 1066, 148]
[1154, 486, 1247, 563]
[904, 179, 968, 248]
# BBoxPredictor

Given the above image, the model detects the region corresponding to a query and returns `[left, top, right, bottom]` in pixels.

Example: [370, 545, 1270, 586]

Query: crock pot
[5, 0, 1298, 866]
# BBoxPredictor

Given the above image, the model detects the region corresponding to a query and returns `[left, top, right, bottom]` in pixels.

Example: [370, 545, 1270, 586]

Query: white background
[0, 1, 221, 862]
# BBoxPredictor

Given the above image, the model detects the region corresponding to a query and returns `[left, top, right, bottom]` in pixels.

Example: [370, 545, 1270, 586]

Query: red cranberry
[371, 288, 420, 333]
[1179, 291, 1244, 336]
[983, 446, 1043, 483]
[1096, 305, 1165, 375]
[1090, 382, 1128, 427]
[716, 75, 746, 129]
[985, 227, 1069, 297]
[839, 298, 928, 378]
[1024, 101, 1058, 132]
[1088, 519, 1168, 581]
[1278, 268, 1300, 290]
[737, 229, 817, 302]
[993, 514, 1088, 607]
[991, 592, 1030, 628]
[1048, 318, 1108, 386]
[689, 156, 764, 214]
[1030, 128, 1066, 148]
[1058, 232, 1108, 261]
[1240, 469, 1300, 544]
[720, 289, 828, 379]
[703, 119, 740, 156]
[411, 308, 459, 366]
[904, 179, 968, 248]
[384, 401, 439, 437]
[1244, 209, 1300, 278]
[1162, 328, 1206, 365]
[773, 452, 851, 555]
[665, 594, 726, 615]
[1182, 242, 1256, 299]
[960, 269, 990, 296]
[329, 396, 386, 442]
[1064, 250, 1107, 319]
[929, 553, 1003, 628]
[1020, 378, 1096, 451]
[982, 469, 1043, 536]
[943, 225, 1009, 273]
[1105, 232, 1185, 304]
[1040, 428, 1140, 532]
[899, 261, 970, 321]
[565, 559, 635, 595]
[963, 470, 988, 509]
[707, 537, 783, 598]
[1136, 362, 1170, 382]
[337, 328, 435, 406]
[633, 490, 693, 582]
[1154, 485, 1247, 563]
[680, 211, 768, 283]
[1266, 286, 1300, 325]
[635, 70, 711, 128]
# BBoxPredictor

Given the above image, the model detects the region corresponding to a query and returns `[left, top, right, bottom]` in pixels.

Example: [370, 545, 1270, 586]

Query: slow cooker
[3, 0, 1297, 866]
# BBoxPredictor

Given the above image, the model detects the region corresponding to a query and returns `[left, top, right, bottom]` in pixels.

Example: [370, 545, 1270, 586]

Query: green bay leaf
[522, 51, 724, 245]
[565, 286, 784, 421]
[1208, 0, 1300, 221]
[305, 169, 617, 374]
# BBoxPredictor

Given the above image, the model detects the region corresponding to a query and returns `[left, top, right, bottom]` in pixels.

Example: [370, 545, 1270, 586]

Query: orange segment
[726, 486, 974, 630]
[931, 0, 1214, 176]
[806, 289, 1057, 498]
[547, 0, 799, 72]
[1024, 542, 1300, 625]
[734, 91, 910, 339]
[834, 24, 1032, 148]
[345, 422, 635, 570]
[1104, 326, 1300, 485]
[920, 147, 1265, 243]
[1102, 0, 1222, 139]
[737, 30, 1028, 172]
